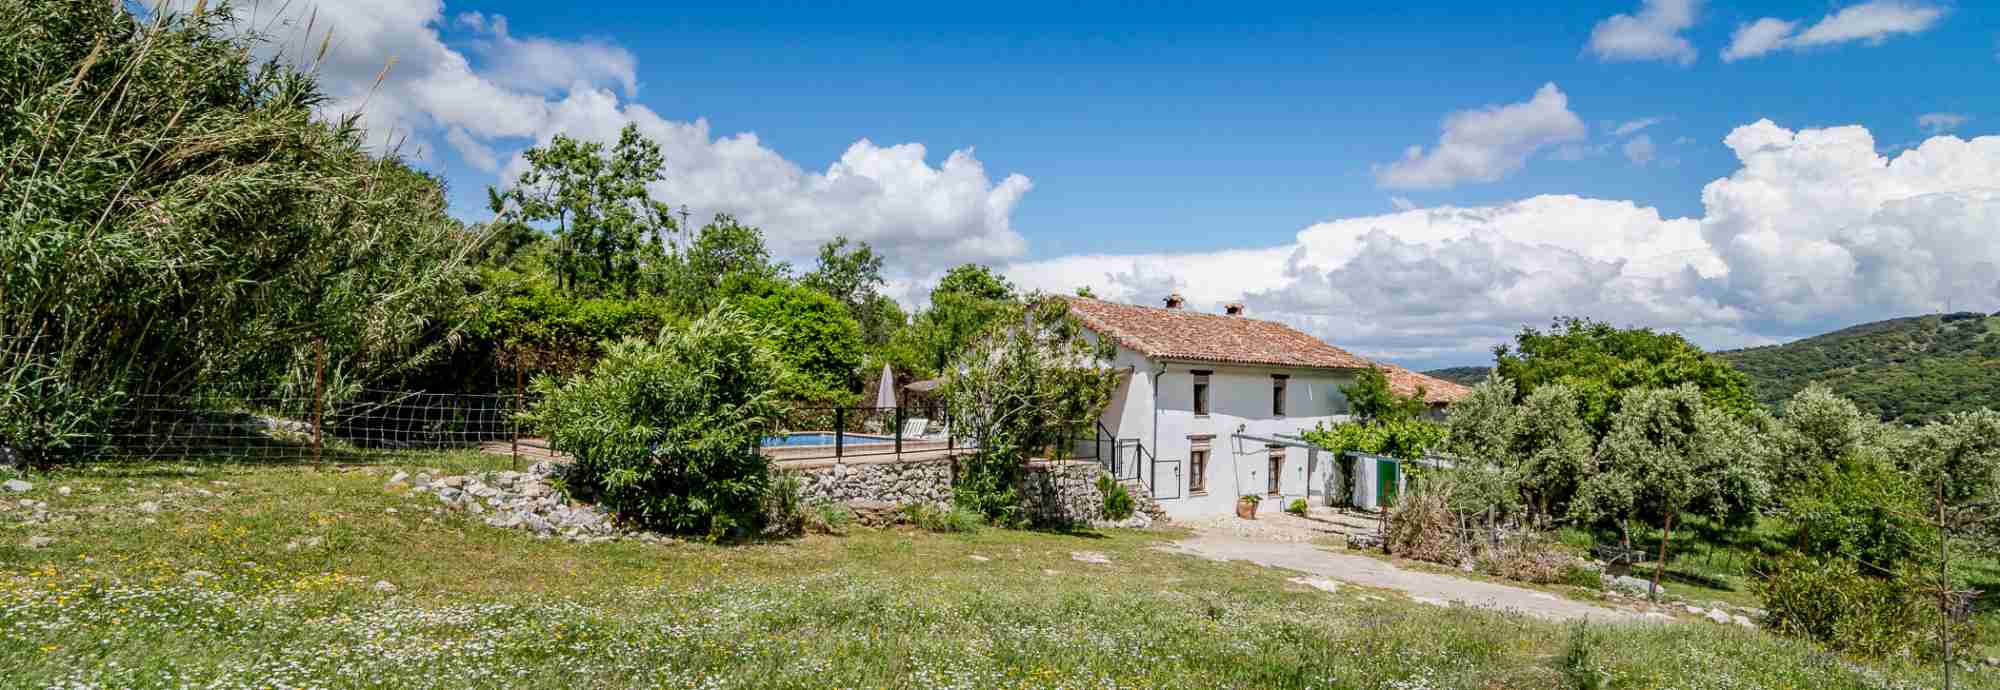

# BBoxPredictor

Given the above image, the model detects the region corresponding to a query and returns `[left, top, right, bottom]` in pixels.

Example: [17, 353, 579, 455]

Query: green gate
[1376, 458, 1399, 508]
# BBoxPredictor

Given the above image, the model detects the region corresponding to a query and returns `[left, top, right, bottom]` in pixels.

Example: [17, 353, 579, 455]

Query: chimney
[1224, 302, 1246, 317]
[1163, 292, 1185, 309]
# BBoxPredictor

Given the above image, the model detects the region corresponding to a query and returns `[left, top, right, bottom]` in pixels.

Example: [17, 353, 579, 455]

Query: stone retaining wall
[1017, 460, 1105, 527]
[789, 456, 954, 508]
[784, 455, 1108, 527]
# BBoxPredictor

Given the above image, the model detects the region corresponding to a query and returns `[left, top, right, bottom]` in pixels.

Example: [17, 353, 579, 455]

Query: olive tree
[1439, 378, 1593, 526]
[1571, 384, 1765, 593]
[939, 296, 1118, 524]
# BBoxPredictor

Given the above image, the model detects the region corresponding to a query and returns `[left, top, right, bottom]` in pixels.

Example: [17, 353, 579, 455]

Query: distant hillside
[1422, 366, 1491, 387]
[1717, 312, 2000, 423]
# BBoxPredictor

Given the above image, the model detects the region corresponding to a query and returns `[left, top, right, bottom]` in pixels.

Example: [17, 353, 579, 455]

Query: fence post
[834, 407, 845, 461]
[312, 339, 325, 471]
[894, 404, 903, 456]
[512, 366, 523, 472]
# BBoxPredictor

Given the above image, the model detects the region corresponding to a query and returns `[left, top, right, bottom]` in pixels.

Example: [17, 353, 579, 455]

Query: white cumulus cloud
[505, 88, 1033, 271]
[1724, 1, 1946, 61]
[1586, 0, 1701, 65]
[1374, 83, 1588, 190]
[181, 0, 1035, 272]
[1006, 122, 2000, 368]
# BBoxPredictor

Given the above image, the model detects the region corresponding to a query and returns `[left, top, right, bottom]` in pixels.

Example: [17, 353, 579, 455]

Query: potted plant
[1236, 494, 1261, 520]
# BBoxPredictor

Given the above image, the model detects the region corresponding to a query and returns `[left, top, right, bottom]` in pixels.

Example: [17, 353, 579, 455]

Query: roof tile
[1060, 296, 1470, 404]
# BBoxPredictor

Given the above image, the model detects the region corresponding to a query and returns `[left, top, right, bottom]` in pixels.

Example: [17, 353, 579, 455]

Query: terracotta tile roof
[1060, 296, 1472, 405]
[1374, 362, 1473, 405]
[1061, 296, 1371, 371]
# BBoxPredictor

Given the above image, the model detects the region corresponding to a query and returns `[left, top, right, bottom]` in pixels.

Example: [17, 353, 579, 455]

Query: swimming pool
[761, 432, 897, 448]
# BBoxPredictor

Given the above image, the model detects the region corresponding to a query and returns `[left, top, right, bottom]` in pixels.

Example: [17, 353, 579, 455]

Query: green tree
[934, 263, 1016, 301]
[1571, 385, 1766, 593]
[497, 123, 675, 296]
[802, 237, 884, 306]
[526, 306, 786, 539]
[661, 214, 787, 314]
[1493, 317, 1754, 434]
[882, 266, 1020, 378]
[802, 237, 903, 345]
[0, 1, 478, 463]
[729, 280, 865, 404]
[1342, 366, 1429, 421]
[1510, 384, 1596, 523]
[940, 297, 1119, 524]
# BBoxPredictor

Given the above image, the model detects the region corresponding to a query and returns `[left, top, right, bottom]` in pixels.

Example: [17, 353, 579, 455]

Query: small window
[1272, 375, 1288, 416]
[1192, 371, 1211, 416]
[1189, 449, 1209, 494]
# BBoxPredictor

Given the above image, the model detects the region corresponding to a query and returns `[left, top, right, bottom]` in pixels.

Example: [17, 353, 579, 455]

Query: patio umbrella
[874, 363, 897, 409]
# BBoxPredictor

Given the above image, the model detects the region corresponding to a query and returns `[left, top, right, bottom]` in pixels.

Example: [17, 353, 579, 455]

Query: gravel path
[1162, 532, 1663, 624]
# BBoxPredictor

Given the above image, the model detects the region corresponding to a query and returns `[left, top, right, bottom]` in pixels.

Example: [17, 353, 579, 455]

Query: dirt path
[1162, 533, 1662, 624]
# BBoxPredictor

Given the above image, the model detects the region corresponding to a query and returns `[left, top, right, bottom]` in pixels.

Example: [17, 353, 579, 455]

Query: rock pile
[395, 462, 667, 545]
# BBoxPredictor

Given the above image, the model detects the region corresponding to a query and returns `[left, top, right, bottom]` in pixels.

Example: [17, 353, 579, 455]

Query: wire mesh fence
[64, 390, 534, 465]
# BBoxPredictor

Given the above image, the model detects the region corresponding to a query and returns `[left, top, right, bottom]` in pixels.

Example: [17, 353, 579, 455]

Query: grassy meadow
[0, 452, 1983, 689]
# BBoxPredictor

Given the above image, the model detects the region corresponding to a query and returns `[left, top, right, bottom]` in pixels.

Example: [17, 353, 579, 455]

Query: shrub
[761, 471, 807, 537]
[1756, 557, 1966, 659]
[1560, 623, 1607, 690]
[1097, 475, 1135, 520]
[804, 502, 855, 535]
[1385, 489, 1465, 565]
[528, 306, 785, 539]
[903, 504, 982, 533]
[1561, 563, 1605, 590]
[1, 2, 480, 463]
[1285, 499, 1308, 516]
[1480, 535, 1576, 585]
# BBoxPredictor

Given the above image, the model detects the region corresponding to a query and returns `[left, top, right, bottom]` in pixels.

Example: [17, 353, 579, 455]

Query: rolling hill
[1425, 312, 2000, 423]
[1717, 312, 2000, 423]
[1421, 366, 1492, 387]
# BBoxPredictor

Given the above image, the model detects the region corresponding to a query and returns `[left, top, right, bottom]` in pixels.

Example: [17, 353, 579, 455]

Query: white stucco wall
[1113, 354, 1356, 518]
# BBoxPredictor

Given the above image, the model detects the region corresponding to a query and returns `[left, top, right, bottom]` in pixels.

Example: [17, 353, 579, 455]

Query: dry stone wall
[791, 457, 954, 508]
[786, 456, 1111, 527]
[1017, 460, 1105, 527]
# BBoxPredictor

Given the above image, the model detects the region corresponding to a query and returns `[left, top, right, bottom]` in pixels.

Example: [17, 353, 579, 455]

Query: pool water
[761, 432, 896, 448]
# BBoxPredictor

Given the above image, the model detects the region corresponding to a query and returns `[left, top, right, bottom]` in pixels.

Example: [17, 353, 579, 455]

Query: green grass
[0, 454, 1986, 689]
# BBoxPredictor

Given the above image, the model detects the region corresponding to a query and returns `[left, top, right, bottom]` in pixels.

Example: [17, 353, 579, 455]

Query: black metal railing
[763, 400, 961, 463]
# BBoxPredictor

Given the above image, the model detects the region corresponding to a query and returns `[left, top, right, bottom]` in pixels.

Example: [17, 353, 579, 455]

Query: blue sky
[230, 0, 2000, 369]
[424, 0, 1993, 256]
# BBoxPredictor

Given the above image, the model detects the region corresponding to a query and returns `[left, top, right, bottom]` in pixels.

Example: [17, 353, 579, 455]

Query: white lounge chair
[900, 418, 930, 439]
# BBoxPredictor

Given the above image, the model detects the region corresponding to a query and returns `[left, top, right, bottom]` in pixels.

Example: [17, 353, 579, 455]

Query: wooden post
[512, 367, 523, 472]
[312, 339, 325, 471]
[1652, 511, 1675, 600]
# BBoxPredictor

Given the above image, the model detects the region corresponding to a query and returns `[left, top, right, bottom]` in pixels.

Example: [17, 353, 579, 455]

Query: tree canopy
[497, 124, 676, 296]
[1493, 317, 1755, 433]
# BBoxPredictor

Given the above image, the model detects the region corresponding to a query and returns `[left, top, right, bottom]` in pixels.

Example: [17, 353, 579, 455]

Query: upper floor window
[1192, 371, 1211, 417]
[1272, 375, 1288, 416]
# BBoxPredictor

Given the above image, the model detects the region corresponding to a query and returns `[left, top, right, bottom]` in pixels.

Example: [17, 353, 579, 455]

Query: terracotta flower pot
[1236, 498, 1259, 520]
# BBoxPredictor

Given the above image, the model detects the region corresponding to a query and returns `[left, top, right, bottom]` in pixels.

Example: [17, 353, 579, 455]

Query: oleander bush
[528, 306, 785, 539]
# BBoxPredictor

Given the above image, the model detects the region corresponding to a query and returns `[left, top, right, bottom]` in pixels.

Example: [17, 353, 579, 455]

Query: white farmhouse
[1062, 294, 1470, 519]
